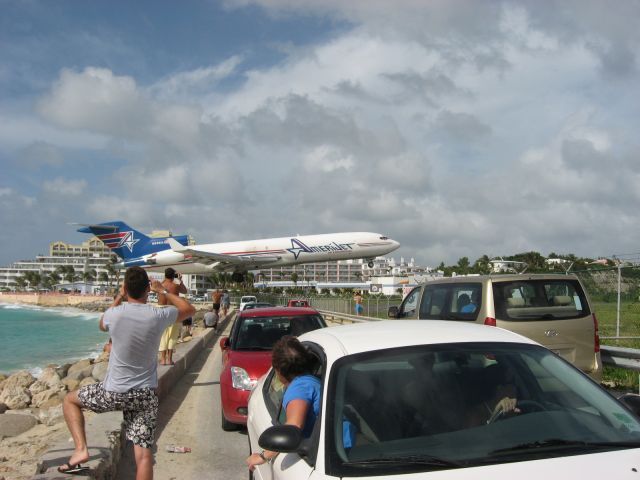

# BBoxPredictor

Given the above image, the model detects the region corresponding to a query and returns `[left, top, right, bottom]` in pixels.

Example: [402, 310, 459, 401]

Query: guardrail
[600, 346, 640, 372]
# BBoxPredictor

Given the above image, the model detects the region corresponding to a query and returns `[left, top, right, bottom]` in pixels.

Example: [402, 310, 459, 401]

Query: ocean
[0, 303, 109, 376]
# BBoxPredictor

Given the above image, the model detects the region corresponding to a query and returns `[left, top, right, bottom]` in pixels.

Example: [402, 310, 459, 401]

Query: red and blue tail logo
[77, 221, 188, 260]
[97, 231, 140, 253]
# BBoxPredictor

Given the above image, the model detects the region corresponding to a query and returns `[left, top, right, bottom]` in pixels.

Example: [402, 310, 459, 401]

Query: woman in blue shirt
[246, 336, 320, 470]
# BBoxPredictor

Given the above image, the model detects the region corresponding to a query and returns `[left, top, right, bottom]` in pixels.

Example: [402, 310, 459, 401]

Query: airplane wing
[166, 239, 281, 266]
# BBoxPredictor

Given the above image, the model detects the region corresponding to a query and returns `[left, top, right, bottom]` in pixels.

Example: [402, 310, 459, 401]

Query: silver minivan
[389, 274, 602, 381]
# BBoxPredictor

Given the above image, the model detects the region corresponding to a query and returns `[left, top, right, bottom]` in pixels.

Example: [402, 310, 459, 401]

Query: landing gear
[368, 261, 374, 268]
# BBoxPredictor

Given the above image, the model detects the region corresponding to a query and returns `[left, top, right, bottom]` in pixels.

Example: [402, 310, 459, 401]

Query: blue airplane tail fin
[76, 221, 189, 260]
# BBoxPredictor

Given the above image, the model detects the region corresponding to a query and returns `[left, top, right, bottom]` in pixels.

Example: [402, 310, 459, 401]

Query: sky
[1, 0, 640, 268]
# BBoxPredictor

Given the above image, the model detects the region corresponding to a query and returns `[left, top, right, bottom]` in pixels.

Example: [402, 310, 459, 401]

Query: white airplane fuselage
[127, 232, 400, 274]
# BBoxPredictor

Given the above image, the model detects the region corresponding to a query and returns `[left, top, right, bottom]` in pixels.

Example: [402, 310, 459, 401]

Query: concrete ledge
[32, 311, 234, 479]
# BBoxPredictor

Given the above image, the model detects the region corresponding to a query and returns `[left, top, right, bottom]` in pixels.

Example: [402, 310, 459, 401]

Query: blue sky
[1, 0, 640, 267]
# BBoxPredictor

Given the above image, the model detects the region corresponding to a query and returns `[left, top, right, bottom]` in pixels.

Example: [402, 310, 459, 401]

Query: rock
[67, 358, 92, 372]
[56, 363, 71, 378]
[91, 362, 109, 382]
[79, 377, 97, 388]
[2, 370, 36, 391]
[39, 394, 63, 409]
[39, 367, 62, 388]
[62, 377, 80, 392]
[38, 404, 64, 426]
[0, 403, 7, 414]
[0, 386, 31, 410]
[29, 380, 50, 396]
[0, 413, 37, 438]
[93, 351, 110, 364]
[31, 389, 60, 408]
[65, 365, 93, 382]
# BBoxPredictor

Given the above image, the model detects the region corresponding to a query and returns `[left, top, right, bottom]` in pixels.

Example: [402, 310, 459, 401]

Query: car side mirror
[618, 393, 640, 418]
[388, 306, 400, 318]
[219, 337, 230, 350]
[258, 425, 303, 453]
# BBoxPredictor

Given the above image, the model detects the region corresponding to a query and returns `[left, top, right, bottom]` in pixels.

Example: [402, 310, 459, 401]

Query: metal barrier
[601, 346, 640, 372]
[317, 310, 376, 324]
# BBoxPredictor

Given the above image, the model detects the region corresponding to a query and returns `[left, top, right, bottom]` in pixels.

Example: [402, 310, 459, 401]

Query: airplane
[75, 221, 400, 282]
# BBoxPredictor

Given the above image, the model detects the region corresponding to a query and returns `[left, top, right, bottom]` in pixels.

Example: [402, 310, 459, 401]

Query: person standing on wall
[59, 266, 195, 478]
[158, 268, 187, 365]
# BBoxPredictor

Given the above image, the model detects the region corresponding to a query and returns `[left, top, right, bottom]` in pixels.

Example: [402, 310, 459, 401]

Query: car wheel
[221, 408, 238, 431]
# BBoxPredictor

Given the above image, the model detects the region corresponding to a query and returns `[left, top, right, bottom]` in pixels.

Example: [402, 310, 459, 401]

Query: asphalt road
[115, 323, 249, 480]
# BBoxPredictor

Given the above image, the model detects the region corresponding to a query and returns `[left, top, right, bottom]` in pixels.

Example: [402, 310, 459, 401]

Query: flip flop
[57, 462, 90, 475]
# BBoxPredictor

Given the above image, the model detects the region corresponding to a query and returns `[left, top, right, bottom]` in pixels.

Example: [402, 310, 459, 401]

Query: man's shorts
[159, 323, 180, 351]
[355, 304, 364, 314]
[78, 382, 159, 449]
[182, 317, 193, 327]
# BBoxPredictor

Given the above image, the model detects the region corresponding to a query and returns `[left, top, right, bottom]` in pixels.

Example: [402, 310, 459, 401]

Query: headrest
[553, 295, 573, 306]
[507, 297, 525, 307]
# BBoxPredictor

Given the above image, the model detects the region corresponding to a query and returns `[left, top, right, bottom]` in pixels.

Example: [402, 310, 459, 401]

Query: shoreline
[0, 292, 112, 311]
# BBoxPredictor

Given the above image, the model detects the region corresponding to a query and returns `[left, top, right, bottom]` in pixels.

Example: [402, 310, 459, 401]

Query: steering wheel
[487, 399, 546, 424]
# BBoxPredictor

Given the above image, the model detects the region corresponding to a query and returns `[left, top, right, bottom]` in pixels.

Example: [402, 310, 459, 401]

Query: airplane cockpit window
[380, 236, 388, 240]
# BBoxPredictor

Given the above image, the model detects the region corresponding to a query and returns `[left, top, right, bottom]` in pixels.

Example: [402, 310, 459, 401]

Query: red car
[219, 306, 327, 431]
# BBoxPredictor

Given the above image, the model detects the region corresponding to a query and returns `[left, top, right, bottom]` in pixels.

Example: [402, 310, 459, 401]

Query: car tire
[221, 408, 238, 431]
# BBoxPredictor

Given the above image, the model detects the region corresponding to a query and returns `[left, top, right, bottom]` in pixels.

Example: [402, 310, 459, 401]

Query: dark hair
[272, 335, 314, 382]
[165, 267, 177, 279]
[125, 267, 150, 300]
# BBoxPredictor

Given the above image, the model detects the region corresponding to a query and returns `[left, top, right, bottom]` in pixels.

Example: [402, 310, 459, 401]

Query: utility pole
[613, 256, 621, 339]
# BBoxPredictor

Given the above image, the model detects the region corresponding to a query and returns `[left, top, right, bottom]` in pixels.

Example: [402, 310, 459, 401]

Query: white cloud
[42, 177, 87, 196]
[3, 1, 640, 266]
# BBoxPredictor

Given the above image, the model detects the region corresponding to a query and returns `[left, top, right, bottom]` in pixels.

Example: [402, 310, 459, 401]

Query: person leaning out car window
[245, 336, 320, 471]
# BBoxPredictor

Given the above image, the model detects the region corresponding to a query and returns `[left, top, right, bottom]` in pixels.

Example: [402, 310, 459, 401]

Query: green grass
[593, 301, 640, 349]
[593, 301, 640, 391]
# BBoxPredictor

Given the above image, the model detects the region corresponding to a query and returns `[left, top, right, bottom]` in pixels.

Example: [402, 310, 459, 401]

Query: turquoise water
[0, 303, 109, 375]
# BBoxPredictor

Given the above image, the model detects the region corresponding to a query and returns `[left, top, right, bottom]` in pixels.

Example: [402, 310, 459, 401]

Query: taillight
[484, 317, 496, 327]
[592, 313, 600, 352]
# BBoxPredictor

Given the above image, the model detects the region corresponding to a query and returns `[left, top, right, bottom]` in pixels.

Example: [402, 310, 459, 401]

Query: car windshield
[233, 315, 325, 351]
[326, 342, 640, 477]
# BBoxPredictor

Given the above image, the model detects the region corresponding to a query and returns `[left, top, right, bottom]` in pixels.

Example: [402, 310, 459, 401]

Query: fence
[229, 294, 401, 319]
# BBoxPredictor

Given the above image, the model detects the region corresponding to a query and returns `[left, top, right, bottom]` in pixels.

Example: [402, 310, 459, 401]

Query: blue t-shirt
[283, 375, 321, 438]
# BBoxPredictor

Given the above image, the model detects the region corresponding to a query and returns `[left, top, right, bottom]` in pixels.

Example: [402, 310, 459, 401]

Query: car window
[399, 287, 420, 317]
[264, 369, 287, 422]
[263, 349, 324, 426]
[325, 342, 640, 478]
[493, 279, 590, 321]
[233, 315, 326, 350]
[419, 283, 482, 320]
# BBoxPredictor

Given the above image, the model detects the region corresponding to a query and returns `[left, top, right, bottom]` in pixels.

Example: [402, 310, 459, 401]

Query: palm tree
[22, 271, 41, 290]
[48, 271, 61, 286]
[291, 272, 299, 288]
[98, 271, 109, 284]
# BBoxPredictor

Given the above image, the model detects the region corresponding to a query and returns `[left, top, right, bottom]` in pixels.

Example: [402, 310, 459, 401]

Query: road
[116, 322, 249, 480]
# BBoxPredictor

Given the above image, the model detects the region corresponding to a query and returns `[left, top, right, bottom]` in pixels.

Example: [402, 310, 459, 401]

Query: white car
[247, 320, 640, 480]
[239, 295, 258, 311]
